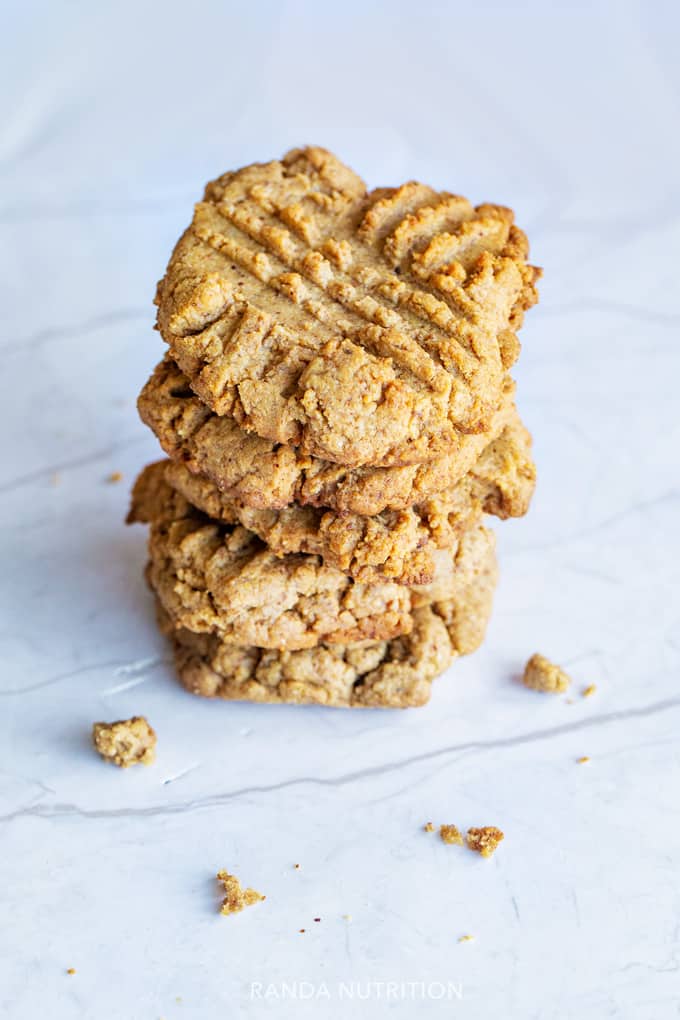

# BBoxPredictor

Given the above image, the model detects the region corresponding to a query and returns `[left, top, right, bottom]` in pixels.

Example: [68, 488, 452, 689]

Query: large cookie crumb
[439, 824, 463, 845]
[217, 871, 265, 916]
[92, 716, 156, 767]
[522, 653, 571, 693]
[466, 826, 504, 858]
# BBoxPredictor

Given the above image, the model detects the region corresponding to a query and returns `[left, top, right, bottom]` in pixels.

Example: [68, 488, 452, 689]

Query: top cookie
[155, 146, 540, 468]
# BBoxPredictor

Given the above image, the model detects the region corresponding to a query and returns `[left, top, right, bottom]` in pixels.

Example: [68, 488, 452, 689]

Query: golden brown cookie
[155, 525, 497, 708]
[154, 146, 540, 468]
[138, 358, 522, 516]
[158, 405, 533, 585]
[128, 462, 495, 651]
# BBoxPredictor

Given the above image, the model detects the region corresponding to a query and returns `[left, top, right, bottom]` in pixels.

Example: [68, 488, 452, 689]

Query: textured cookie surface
[155, 146, 539, 467]
[129, 462, 494, 650]
[139, 358, 520, 516]
[156, 526, 497, 708]
[92, 717, 157, 767]
[159, 406, 533, 584]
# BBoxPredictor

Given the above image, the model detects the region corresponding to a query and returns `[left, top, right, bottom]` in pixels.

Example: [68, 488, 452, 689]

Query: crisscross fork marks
[156, 147, 539, 466]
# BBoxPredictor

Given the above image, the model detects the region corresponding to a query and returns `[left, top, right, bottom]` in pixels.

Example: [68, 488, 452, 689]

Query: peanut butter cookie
[155, 525, 497, 708]
[138, 358, 523, 516]
[154, 146, 539, 468]
[158, 406, 533, 585]
[128, 462, 495, 651]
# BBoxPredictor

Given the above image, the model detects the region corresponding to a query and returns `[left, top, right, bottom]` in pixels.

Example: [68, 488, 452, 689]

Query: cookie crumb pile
[522, 653, 571, 694]
[216, 871, 265, 916]
[92, 716, 156, 767]
[427, 820, 505, 858]
[439, 824, 464, 845]
[466, 826, 505, 858]
[129, 147, 540, 708]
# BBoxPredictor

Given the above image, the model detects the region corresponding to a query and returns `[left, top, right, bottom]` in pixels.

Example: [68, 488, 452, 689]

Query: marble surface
[2, 2, 679, 1017]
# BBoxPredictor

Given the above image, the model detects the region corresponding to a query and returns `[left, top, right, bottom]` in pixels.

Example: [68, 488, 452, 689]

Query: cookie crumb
[582, 683, 597, 698]
[458, 935, 474, 943]
[299, 928, 305, 933]
[66, 968, 76, 975]
[577, 756, 591, 764]
[108, 471, 123, 483]
[216, 871, 265, 916]
[92, 716, 156, 767]
[522, 653, 571, 694]
[466, 826, 504, 858]
[423, 822, 434, 832]
[293, 863, 300, 869]
[439, 824, 463, 846]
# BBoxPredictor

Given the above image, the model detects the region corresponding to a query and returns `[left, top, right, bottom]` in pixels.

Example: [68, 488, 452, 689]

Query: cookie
[138, 358, 520, 516]
[160, 407, 534, 585]
[156, 526, 497, 708]
[154, 146, 540, 467]
[128, 462, 495, 650]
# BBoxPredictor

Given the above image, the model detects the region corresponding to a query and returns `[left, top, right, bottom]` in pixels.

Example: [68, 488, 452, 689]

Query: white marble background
[1, 2, 679, 1017]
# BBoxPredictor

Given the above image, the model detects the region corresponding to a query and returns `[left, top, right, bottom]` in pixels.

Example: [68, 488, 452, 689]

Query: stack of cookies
[129, 147, 540, 708]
